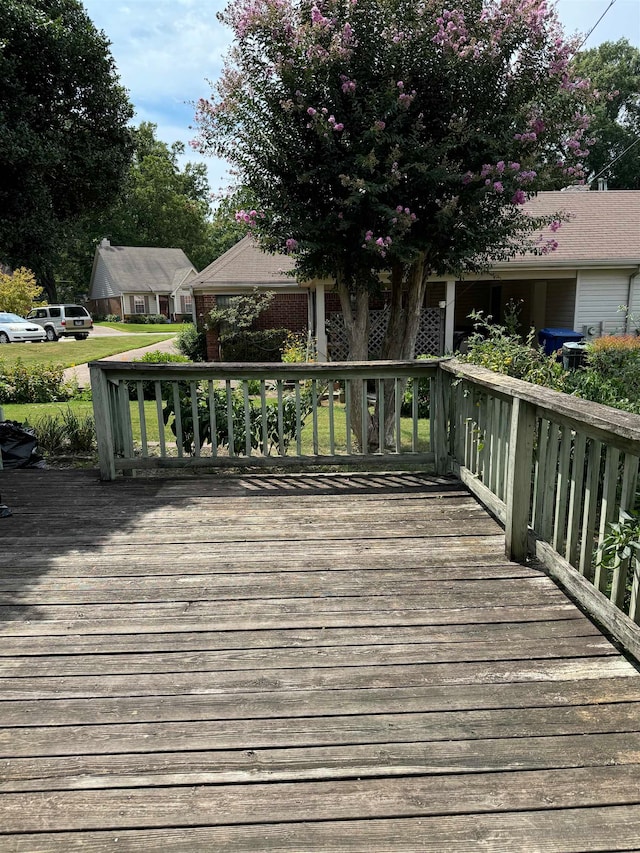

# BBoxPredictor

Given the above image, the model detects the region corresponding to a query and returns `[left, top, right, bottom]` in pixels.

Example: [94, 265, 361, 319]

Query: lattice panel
[327, 307, 443, 360]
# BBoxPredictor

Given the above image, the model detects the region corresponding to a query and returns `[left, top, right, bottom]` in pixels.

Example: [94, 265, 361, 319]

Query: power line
[573, 0, 619, 54]
[591, 135, 640, 182]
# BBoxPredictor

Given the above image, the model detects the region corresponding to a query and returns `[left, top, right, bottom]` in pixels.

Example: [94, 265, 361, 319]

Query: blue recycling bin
[538, 327, 584, 356]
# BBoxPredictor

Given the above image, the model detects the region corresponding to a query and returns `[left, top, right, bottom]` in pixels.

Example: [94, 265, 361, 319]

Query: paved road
[63, 334, 179, 389]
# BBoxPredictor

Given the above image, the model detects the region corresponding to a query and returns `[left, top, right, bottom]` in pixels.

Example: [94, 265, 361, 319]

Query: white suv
[26, 305, 93, 341]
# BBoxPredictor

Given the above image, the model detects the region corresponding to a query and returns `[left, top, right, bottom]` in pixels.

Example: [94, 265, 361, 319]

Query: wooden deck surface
[1, 468, 640, 851]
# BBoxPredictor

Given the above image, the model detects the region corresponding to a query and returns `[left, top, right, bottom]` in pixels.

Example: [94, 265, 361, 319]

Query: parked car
[25, 304, 93, 341]
[0, 312, 47, 344]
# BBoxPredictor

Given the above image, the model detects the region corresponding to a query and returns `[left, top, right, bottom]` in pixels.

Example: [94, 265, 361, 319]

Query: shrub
[175, 324, 207, 361]
[565, 335, 640, 415]
[125, 314, 169, 324]
[400, 356, 431, 418]
[27, 407, 96, 454]
[462, 311, 566, 390]
[104, 314, 121, 322]
[127, 350, 191, 400]
[221, 328, 289, 362]
[281, 331, 314, 363]
[0, 359, 73, 404]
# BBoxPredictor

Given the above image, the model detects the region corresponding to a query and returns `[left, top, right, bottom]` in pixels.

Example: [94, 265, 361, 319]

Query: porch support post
[156, 293, 161, 315]
[90, 365, 117, 481]
[315, 282, 327, 361]
[505, 396, 536, 562]
[444, 279, 456, 353]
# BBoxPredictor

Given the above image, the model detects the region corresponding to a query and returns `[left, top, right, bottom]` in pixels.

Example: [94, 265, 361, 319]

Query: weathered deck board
[0, 468, 639, 851]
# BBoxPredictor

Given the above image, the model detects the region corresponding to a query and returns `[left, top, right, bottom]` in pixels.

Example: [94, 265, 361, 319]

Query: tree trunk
[336, 270, 371, 451]
[376, 255, 428, 446]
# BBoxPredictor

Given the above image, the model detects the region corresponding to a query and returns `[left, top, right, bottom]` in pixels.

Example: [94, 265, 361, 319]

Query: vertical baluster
[532, 418, 549, 531]
[628, 545, 640, 623]
[172, 384, 183, 458]
[476, 393, 486, 482]
[378, 379, 385, 454]
[485, 394, 494, 491]
[411, 377, 418, 453]
[295, 381, 302, 457]
[394, 377, 402, 454]
[226, 379, 235, 458]
[208, 380, 218, 457]
[552, 425, 572, 553]
[190, 381, 200, 457]
[345, 380, 352, 455]
[328, 378, 335, 455]
[136, 381, 148, 458]
[117, 380, 134, 468]
[277, 380, 285, 456]
[243, 381, 252, 457]
[493, 398, 504, 497]
[260, 380, 268, 456]
[565, 431, 587, 567]
[610, 454, 639, 610]
[579, 439, 602, 580]
[594, 445, 620, 593]
[155, 381, 166, 458]
[539, 423, 560, 543]
[361, 379, 369, 455]
[312, 379, 319, 456]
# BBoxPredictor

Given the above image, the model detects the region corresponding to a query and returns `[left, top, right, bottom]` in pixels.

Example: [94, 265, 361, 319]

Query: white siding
[575, 269, 636, 336]
[544, 279, 576, 329]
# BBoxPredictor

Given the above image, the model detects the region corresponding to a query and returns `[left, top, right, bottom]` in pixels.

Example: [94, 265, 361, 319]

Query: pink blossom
[550, 220, 562, 233]
[511, 190, 526, 205]
[374, 120, 386, 131]
[285, 238, 298, 252]
[495, 161, 505, 174]
[493, 181, 504, 193]
[307, 107, 317, 116]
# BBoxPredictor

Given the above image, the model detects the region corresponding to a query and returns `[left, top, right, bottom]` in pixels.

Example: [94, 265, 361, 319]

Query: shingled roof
[90, 242, 197, 300]
[191, 236, 297, 291]
[506, 190, 640, 267]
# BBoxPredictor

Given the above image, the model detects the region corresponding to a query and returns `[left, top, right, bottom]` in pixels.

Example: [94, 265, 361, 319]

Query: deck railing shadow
[90, 356, 640, 661]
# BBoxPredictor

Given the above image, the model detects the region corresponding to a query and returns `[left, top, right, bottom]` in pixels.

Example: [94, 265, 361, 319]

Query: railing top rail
[89, 358, 448, 380]
[444, 358, 640, 453]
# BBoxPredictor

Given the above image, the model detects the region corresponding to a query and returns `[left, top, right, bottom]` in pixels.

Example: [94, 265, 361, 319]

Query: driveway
[63, 335, 179, 389]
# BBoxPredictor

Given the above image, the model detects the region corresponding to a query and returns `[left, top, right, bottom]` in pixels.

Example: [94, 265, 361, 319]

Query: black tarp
[0, 420, 45, 469]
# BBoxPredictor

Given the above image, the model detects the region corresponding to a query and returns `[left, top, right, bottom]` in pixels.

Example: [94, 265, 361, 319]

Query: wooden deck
[1, 469, 640, 851]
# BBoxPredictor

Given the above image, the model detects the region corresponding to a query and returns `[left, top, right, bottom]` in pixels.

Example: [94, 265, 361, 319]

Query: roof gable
[191, 236, 297, 291]
[89, 244, 197, 299]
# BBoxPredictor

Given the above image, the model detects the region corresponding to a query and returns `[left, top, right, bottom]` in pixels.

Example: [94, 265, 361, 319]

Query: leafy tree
[0, 268, 44, 316]
[194, 0, 598, 444]
[56, 122, 217, 294]
[0, 0, 134, 300]
[571, 40, 640, 189]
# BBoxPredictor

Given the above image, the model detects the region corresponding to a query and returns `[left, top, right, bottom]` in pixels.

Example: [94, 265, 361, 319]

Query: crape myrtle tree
[0, 0, 133, 300]
[193, 0, 598, 446]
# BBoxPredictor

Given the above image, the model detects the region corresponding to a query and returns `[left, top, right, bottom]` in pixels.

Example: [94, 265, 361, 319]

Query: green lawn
[0, 335, 176, 370]
[97, 322, 186, 334]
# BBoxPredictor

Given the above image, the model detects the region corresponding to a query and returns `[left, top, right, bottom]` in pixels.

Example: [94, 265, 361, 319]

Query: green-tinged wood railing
[90, 359, 447, 481]
[441, 358, 640, 660]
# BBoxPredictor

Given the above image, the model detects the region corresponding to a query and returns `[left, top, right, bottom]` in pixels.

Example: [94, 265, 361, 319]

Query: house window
[181, 293, 193, 314]
[216, 296, 231, 308]
[133, 295, 145, 314]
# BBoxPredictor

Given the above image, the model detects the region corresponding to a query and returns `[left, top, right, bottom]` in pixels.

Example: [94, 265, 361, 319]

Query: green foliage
[571, 40, 640, 189]
[565, 336, 640, 414]
[28, 406, 96, 455]
[127, 350, 191, 401]
[0, 267, 44, 315]
[104, 314, 121, 323]
[125, 313, 170, 324]
[281, 332, 314, 363]
[0, 358, 73, 404]
[462, 311, 566, 390]
[175, 324, 207, 361]
[162, 383, 312, 455]
[400, 356, 432, 418]
[208, 289, 274, 333]
[0, 0, 134, 299]
[221, 329, 290, 362]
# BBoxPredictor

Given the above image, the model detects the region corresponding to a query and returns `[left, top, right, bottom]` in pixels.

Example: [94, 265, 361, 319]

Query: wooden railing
[90, 359, 446, 480]
[442, 358, 640, 660]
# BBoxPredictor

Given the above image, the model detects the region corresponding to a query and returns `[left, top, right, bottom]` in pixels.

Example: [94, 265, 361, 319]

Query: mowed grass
[97, 322, 186, 334]
[0, 335, 176, 370]
[5, 398, 430, 457]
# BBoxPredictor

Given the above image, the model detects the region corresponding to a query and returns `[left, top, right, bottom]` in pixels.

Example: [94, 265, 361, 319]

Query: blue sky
[82, 0, 640, 198]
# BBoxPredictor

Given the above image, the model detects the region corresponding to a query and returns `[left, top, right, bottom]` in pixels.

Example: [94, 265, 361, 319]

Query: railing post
[431, 368, 449, 475]
[90, 365, 117, 481]
[505, 396, 536, 562]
